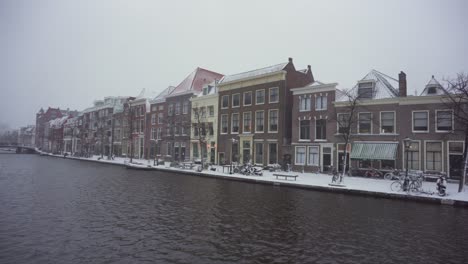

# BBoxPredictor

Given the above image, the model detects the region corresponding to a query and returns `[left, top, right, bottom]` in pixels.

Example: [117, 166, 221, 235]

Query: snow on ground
[37, 150, 468, 203]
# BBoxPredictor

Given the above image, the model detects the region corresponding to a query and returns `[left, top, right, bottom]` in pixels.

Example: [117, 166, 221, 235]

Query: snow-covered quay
[37, 151, 468, 207]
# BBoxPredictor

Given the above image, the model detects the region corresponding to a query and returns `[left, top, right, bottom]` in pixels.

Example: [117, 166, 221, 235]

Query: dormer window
[358, 82, 374, 99]
[427, 86, 437, 94]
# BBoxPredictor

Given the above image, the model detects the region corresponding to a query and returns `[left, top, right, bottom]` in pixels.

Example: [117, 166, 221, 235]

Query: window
[308, 146, 319, 166]
[299, 96, 311, 111]
[221, 95, 229, 109]
[255, 143, 263, 164]
[358, 113, 372, 134]
[427, 86, 437, 94]
[221, 114, 228, 134]
[256, 90, 265, 104]
[408, 142, 421, 169]
[139, 120, 144, 133]
[183, 101, 189, 114]
[181, 124, 186, 135]
[159, 105, 164, 111]
[140, 107, 144, 116]
[316, 119, 326, 140]
[175, 102, 181, 115]
[381, 112, 395, 134]
[426, 142, 442, 171]
[158, 113, 163, 124]
[208, 106, 214, 117]
[244, 92, 252, 106]
[269, 110, 278, 132]
[200, 107, 206, 118]
[269, 143, 278, 164]
[358, 82, 374, 98]
[208, 123, 214, 136]
[151, 127, 156, 140]
[231, 113, 239, 133]
[174, 124, 179, 135]
[315, 96, 327, 110]
[232, 94, 240, 107]
[168, 104, 174, 116]
[151, 114, 156, 125]
[337, 113, 350, 134]
[300, 120, 310, 140]
[242, 140, 251, 163]
[243, 112, 251, 133]
[157, 127, 161, 139]
[436, 110, 453, 131]
[269, 87, 279, 103]
[167, 142, 172, 156]
[413, 111, 428, 132]
[255, 111, 264, 132]
[193, 124, 199, 137]
[193, 143, 199, 158]
[295, 146, 306, 165]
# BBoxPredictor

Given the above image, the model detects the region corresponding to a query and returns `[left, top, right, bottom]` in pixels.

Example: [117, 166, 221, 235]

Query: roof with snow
[49, 116, 69, 129]
[150, 86, 176, 103]
[338, 69, 399, 101]
[420, 75, 447, 96]
[220, 62, 288, 84]
[169, 67, 223, 96]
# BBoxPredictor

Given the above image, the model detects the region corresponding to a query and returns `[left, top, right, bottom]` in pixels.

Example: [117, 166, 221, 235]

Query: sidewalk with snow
[37, 151, 468, 205]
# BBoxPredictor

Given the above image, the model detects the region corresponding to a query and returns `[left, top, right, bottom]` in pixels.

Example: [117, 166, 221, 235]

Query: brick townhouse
[217, 57, 313, 167]
[291, 70, 465, 179]
[35, 107, 65, 150]
[148, 68, 223, 162]
[148, 86, 175, 160]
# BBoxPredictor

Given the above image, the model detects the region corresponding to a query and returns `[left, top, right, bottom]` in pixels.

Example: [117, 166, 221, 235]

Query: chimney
[288, 57, 293, 63]
[399, 71, 407, 97]
[307, 65, 311, 71]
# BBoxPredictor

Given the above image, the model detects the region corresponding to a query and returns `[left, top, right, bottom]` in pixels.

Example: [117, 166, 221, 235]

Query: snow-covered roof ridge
[168, 67, 223, 96]
[49, 116, 69, 128]
[220, 62, 288, 84]
[420, 75, 447, 96]
[339, 69, 399, 101]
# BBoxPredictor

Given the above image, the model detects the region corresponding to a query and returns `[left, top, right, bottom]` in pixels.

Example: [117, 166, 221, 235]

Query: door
[322, 147, 332, 172]
[449, 155, 463, 179]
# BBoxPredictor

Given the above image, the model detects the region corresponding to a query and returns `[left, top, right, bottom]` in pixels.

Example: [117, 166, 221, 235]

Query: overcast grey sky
[1, 0, 467, 129]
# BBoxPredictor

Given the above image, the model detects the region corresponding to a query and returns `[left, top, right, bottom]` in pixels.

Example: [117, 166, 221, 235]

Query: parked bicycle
[364, 167, 383, 178]
[390, 173, 424, 193]
[384, 169, 402, 180]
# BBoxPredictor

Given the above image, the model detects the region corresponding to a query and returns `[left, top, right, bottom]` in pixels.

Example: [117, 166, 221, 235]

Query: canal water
[0, 155, 467, 264]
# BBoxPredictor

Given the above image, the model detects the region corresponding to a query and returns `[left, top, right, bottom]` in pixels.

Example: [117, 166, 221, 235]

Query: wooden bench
[273, 174, 299, 181]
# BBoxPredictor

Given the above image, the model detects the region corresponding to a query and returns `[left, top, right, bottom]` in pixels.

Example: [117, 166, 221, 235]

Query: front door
[449, 154, 463, 179]
[322, 147, 332, 172]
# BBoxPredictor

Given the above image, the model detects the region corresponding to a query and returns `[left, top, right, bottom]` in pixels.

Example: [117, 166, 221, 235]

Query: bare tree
[333, 89, 363, 182]
[443, 72, 468, 192]
[191, 103, 209, 170]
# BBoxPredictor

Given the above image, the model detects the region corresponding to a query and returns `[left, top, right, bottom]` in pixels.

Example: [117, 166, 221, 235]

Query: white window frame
[220, 114, 228, 134]
[315, 118, 327, 140]
[243, 111, 252, 134]
[232, 93, 241, 108]
[435, 109, 454, 133]
[412, 110, 429, 133]
[243, 91, 252, 106]
[424, 140, 444, 172]
[221, 95, 229, 109]
[268, 142, 278, 165]
[358, 112, 372, 134]
[255, 89, 265, 105]
[380, 111, 396, 134]
[299, 119, 310, 141]
[337, 113, 350, 134]
[308, 146, 319, 166]
[299, 96, 311, 112]
[268, 109, 279, 133]
[315, 95, 327, 111]
[295, 146, 306, 165]
[269, 87, 279, 103]
[231, 113, 239, 134]
[255, 110, 264, 133]
[254, 142, 264, 165]
[402, 140, 421, 170]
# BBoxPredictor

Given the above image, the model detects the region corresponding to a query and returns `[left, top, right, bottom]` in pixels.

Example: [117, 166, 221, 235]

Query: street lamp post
[230, 138, 238, 174]
[403, 137, 412, 191]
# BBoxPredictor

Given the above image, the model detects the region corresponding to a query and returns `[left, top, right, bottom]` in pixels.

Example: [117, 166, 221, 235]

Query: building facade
[217, 58, 313, 167]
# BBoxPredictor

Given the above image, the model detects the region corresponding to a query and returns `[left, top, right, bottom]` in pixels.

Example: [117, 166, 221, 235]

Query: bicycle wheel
[408, 182, 419, 193]
[384, 173, 393, 180]
[390, 181, 402, 192]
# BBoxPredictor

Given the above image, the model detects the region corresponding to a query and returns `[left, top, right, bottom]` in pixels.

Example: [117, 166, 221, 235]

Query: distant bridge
[0, 143, 37, 154]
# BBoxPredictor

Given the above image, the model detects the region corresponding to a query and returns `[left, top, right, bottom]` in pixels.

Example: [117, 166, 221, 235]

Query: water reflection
[0, 155, 467, 264]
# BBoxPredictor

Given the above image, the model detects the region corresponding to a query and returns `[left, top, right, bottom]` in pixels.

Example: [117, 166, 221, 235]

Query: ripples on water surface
[0, 155, 467, 264]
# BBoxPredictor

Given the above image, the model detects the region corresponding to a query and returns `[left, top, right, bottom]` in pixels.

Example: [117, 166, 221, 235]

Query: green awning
[350, 142, 398, 160]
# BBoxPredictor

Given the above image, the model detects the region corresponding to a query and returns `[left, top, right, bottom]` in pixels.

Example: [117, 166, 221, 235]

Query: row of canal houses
[34, 57, 466, 179]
